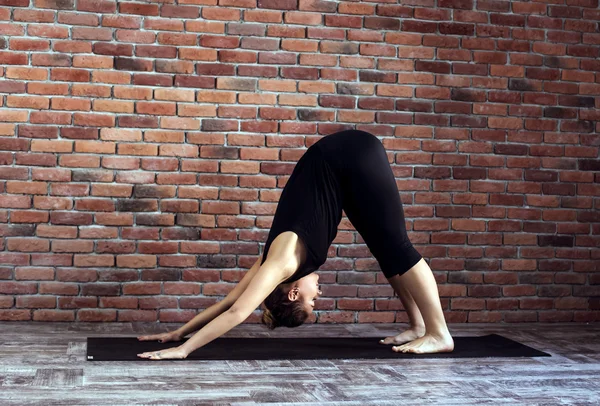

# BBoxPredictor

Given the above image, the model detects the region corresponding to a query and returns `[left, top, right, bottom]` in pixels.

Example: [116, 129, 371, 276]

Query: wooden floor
[0, 322, 599, 405]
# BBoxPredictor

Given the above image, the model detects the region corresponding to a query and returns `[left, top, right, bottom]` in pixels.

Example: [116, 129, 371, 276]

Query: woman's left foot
[392, 332, 454, 354]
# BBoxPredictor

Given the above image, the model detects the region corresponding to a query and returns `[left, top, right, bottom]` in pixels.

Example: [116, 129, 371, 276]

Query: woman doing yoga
[138, 130, 454, 359]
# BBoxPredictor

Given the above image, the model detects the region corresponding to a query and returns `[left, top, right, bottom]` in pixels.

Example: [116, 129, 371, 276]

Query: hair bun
[261, 308, 278, 330]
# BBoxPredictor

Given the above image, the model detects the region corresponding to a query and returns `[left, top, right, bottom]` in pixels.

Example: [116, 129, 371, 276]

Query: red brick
[538, 311, 573, 322]
[39, 282, 79, 295]
[50, 68, 90, 82]
[117, 310, 157, 322]
[122, 282, 161, 295]
[15, 267, 55, 280]
[200, 35, 240, 48]
[119, 2, 159, 16]
[0, 52, 28, 65]
[58, 297, 97, 309]
[33, 310, 75, 321]
[504, 311, 537, 322]
[158, 309, 197, 323]
[78, 309, 117, 322]
[161, 4, 199, 19]
[0, 296, 14, 308]
[16, 296, 56, 309]
[163, 282, 200, 295]
[0, 309, 31, 321]
[318, 311, 354, 324]
[99, 297, 138, 309]
[451, 298, 485, 310]
[140, 297, 179, 309]
[0, 282, 37, 294]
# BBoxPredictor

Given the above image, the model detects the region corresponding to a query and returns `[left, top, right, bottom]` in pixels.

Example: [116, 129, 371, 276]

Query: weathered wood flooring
[0, 322, 598, 405]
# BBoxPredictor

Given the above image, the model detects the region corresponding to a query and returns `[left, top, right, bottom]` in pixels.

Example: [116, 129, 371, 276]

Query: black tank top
[260, 130, 381, 284]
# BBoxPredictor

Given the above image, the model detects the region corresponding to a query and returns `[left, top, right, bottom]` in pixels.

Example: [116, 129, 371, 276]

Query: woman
[137, 130, 454, 359]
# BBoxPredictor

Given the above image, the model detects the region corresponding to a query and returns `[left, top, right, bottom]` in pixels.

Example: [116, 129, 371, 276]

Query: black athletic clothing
[260, 130, 422, 284]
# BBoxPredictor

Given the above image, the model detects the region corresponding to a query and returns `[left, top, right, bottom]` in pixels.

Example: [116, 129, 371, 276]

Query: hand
[137, 345, 189, 360]
[137, 330, 182, 343]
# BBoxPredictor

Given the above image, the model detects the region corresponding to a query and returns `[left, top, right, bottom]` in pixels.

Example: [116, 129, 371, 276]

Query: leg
[388, 258, 454, 354]
[334, 133, 441, 349]
[379, 273, 426, 345]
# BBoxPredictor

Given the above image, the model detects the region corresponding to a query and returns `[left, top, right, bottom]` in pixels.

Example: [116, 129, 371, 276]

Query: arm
[138, 254, 263, 342]
[175, 253, 264, 338]
[179, 258, 285, 355]
[138, 257, 285, 359]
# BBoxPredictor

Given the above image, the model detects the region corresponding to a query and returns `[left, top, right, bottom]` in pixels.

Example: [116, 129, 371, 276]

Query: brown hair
[261, 284, 309, 330]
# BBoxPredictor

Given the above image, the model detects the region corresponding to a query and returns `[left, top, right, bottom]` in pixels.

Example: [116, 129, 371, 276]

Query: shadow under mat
[87, 334, 551, 361]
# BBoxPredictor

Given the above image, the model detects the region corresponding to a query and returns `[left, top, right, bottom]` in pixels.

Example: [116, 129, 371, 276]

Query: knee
[377, 243, 423, 279]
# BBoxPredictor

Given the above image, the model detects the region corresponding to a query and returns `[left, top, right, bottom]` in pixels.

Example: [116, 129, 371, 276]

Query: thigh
[341, 143, 410, 251]
[341, 144, 420, 277]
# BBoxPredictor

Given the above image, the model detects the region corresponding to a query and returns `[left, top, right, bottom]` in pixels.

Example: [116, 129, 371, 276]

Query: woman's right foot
[393, 331, 454, 354]
[379, 326, 426, 345]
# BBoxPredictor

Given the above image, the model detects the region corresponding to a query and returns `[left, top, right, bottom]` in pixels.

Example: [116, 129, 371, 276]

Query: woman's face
[287, 273, 322, 313]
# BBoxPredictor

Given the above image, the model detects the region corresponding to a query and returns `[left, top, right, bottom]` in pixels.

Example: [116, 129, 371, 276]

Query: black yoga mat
[87, 334, 550, 361]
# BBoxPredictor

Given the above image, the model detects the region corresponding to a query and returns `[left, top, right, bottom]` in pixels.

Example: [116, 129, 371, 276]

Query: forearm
[175, 299, 233, 338]
[179, 309, 243, 355]
[175, 256, 262, 337]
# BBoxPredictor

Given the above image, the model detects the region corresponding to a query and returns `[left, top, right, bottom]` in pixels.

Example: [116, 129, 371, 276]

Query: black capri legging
[316, 130, 423, 278]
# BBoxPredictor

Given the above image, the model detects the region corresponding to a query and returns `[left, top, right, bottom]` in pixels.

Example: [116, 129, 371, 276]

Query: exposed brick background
[0, 0, 599, 325]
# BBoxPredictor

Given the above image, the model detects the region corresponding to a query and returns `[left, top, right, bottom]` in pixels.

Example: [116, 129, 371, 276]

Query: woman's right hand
[137, 330, 182, 343]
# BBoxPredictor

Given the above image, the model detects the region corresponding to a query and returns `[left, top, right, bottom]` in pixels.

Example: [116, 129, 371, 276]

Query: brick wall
[0, 0, 599, 324]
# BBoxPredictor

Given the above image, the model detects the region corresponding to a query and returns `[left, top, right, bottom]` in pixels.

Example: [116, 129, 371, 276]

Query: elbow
[227, 307, 248, 323]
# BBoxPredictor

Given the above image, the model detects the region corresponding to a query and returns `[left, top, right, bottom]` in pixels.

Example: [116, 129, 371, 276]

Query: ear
[288, 287, 300, 302]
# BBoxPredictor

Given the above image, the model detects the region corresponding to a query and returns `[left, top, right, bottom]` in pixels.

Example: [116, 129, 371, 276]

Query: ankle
[426, 328, 452, 340]
[410, 324, 426, 333]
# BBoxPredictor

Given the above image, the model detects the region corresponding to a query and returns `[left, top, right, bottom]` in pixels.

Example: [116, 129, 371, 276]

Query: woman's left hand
[137, 345, 189, 360]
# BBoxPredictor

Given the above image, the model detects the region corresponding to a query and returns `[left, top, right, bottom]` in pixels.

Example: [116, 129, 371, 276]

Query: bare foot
[379, 326, 426, 346]
[392, 332, 454, 354]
